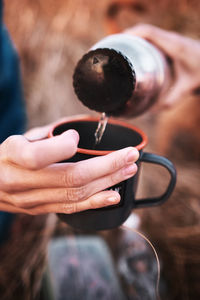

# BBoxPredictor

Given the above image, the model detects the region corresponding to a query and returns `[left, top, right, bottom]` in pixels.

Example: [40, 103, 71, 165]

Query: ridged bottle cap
[73, 48, 136, 114]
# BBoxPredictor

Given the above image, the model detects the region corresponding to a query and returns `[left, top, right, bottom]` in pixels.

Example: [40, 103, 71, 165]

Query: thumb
[4, 129, 79, 170]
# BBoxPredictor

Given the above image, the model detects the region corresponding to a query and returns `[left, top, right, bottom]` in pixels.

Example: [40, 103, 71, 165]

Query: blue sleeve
[0, 0, 26, 143]
[0, 0, 27, 244]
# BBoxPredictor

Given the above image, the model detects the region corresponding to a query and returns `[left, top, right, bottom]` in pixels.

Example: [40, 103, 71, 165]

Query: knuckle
[63, 171, 73, 186]
[64, 166, 87, 187]
[62, 202, 77, 214]
[65, 186, 86, 202]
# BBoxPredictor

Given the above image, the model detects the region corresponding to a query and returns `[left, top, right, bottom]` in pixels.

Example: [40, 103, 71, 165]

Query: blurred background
[2, 0, 200, 299]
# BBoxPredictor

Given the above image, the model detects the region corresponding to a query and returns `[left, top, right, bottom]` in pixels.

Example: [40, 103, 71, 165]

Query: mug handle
[134, 152, 176, 208]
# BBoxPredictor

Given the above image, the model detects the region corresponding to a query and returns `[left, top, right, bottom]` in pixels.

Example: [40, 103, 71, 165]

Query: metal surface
[91, 33, 170, 116]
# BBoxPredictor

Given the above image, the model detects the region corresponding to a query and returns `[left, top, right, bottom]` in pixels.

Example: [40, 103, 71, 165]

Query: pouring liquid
[94, 112, 108, 147]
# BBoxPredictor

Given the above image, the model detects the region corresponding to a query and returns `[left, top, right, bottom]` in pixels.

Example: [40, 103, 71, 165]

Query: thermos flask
[73, 33, 170, 117]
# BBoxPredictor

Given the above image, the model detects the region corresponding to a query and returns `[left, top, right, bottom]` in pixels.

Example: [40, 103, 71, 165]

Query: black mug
[49, 116, 176, 231]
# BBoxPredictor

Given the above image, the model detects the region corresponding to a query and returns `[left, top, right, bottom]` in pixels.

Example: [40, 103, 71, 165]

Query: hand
[0, 119, 139, 215]
[124, 24, 200, 108]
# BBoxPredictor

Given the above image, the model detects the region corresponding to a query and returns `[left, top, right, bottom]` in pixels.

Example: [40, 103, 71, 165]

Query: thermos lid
[73, 48, 136, 114]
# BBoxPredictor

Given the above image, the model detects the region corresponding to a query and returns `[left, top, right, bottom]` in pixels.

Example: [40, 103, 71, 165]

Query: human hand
[124, 24, 200, 108]
[0, 118, 139, 215]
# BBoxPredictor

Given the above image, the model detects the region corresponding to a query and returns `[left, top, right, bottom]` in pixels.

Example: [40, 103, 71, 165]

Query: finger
[85, 162, 137, 198]
[2, 129, 79, 170]
[0, 190, 28, 213]
[68, 190, 121, 213]
[0, 147, 139, 192]
[124, 23, 191, 59]
[62, 147, 139, 187]
[0, 201, 27, 214]
[26, 190, 121, 215]
[6, 162, 137, 208]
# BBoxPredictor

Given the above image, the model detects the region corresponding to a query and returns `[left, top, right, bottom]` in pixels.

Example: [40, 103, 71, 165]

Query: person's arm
[125, 24, 200, 108]
[0, 120, 139, 215]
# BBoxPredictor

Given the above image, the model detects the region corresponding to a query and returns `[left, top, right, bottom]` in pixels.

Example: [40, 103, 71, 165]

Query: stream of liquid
[94, 112, 108, 147]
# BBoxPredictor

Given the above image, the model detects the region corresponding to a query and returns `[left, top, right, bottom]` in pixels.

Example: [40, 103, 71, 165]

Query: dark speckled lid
[73, 48, 136, 114]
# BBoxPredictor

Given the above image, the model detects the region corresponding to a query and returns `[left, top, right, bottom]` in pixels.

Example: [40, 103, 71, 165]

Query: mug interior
[52, 118, 147, 154]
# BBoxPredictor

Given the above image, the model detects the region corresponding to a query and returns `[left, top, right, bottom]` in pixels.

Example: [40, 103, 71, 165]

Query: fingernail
[123, 163, 137, 175]
[107, 196, 120, 203]
[126, 148, 139, 163]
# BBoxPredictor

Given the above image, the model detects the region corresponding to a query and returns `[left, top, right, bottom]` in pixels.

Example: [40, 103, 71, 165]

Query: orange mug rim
[48, 116, 148, 155]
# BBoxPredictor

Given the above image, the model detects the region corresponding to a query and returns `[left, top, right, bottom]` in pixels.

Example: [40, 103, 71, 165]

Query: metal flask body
[73, 33, 170, 117]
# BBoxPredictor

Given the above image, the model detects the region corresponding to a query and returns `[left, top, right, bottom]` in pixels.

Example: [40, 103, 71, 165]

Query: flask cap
[73, 48, 136, 114]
